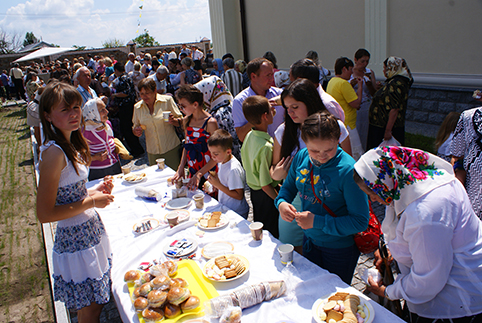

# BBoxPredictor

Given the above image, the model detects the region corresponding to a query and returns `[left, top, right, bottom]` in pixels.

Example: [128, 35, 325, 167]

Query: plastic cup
[249, 222, 264, 241]
[163, 111, 171, 122]
[121, 165, 131, 175]
[278, 244, 294, 265]
[156, 158, 165, 170]
[166, 212, 179, 228]
[193, 193, 204, 209]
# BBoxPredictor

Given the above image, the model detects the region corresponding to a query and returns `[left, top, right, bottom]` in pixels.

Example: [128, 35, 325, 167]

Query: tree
[132, 29, 159, 47]
[102, 38, 125, 48]
[72, 45, 86, 51]
[0, 28, 22, 54]
[23, 32, 38, 47]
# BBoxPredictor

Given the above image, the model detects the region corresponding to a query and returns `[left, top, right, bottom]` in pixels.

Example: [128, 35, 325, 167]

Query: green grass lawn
[405, 132, 436, 154]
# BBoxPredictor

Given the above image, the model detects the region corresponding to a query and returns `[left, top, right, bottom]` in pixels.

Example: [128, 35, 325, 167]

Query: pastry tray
[127, 259, 219, 322]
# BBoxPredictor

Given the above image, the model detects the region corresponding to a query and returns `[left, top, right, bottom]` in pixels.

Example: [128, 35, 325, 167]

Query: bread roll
[164, 303, 181, 318]
[124, 270, 141, 283]
[181, 295, 200, 310]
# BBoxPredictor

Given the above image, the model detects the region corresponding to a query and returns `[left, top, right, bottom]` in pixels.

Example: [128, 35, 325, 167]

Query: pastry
[124, 270, 141, 283]
[214, 256, 230, 269]
[167, 287, 191, 305]
[142, 307, 164, 322]
[170, 278, 188, 289]
[224, 269, 237, 279]
[139, 283, 153, 297]
[133, 297, 148, 312]
[181, 295, 200, 311]
[160, 260, 178, 277]
[150, 275, 171, 290]
[147, 290, 167, 308]
[164, 303, 181, 318]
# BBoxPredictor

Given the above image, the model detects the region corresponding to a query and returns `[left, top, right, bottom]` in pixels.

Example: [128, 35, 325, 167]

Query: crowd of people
[19, 45, 482, 323]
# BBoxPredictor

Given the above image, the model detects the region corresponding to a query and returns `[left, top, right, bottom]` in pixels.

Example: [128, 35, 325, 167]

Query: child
[172, 85, 218, 190]
[82, 98, 122, 180]
[36, 81, 114, 323]
[435, 111, 460, 162]
[207, 129, 249, 218]
[241, 96, 280, 238]
[275, 111, 369, 284]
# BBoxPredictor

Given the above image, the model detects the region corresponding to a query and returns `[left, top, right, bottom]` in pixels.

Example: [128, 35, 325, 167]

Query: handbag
[310, 167, 382, 254]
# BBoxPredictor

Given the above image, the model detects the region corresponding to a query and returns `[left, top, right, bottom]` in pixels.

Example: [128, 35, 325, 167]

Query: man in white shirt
[147, 66, 168, 94]
[191, 45, 204, 61]
[75, 67, 98, 107]
[125, 52, 136, 74]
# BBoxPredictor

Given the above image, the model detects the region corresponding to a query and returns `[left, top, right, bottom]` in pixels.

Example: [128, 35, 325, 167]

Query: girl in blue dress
[36, 81, 114, 322]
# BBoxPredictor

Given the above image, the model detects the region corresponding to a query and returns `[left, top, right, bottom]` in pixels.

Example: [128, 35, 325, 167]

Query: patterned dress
[451, 107, 482, 219]
[184, 117, 214, 178]
[40, 141, 112, 310]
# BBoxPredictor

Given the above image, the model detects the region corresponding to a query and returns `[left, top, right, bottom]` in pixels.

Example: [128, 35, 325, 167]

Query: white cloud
[0, 0, 211, 48]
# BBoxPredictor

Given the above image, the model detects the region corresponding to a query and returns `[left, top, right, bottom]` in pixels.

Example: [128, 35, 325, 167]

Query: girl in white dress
[36, 81, 114, 322]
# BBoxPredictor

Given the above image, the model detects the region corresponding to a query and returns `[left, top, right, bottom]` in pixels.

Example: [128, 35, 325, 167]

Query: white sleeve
[337, 120, 349, 143]
[227, 166, 246, 191]
[386, 204, 454, 303]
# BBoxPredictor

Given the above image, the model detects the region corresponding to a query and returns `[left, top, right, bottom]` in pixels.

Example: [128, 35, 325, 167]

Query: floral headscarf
[195, 75, 233, 111]
[354, 146, 454, 241]
[384, 56, 412, 81]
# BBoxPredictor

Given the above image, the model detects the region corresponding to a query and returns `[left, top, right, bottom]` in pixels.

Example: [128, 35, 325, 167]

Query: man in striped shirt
[221, 58, 243, 97]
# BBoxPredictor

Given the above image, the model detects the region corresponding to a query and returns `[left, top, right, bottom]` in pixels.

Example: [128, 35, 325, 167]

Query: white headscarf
[82, 98, 103, 131]
[194, 75, 233, 111]
[354, 146, 455, 241]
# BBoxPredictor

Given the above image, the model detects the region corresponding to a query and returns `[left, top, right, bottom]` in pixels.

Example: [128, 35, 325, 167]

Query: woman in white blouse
[354, 146, 482, 323]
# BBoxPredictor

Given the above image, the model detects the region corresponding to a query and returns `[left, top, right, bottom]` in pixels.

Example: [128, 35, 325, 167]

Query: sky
[0, 0, 212, 49]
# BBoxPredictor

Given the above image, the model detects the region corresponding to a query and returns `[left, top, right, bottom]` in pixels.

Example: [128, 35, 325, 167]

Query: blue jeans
[303, 235, 360, 285]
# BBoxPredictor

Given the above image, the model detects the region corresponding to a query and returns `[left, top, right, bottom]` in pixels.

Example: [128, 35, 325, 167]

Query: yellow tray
[128, 259, 219, 322]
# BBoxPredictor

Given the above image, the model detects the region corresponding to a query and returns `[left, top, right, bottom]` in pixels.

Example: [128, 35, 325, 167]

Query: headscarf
[210, 58, 224, 76]
[235, 60, 247, 73]
[194, 76, 233, 111]
[82, 98, 103, 131]
[354, 146, 455, 241]
[274, 70, 290, 88]
[384, 56, 412, 81]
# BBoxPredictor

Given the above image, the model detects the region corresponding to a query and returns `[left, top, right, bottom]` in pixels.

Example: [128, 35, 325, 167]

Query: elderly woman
[194, 75, 241, 160]
[354, 146, 482, 323]
[82, 98, 121, 180]
[210, 58, 224, 77]
[132, 78, 183, 168]
[180, 57, 201, 85]
[366, 57, 413, 149]
[450, 107, 482, 219]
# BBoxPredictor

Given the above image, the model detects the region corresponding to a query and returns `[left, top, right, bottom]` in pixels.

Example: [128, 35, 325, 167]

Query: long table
[89, 165, 404, 323]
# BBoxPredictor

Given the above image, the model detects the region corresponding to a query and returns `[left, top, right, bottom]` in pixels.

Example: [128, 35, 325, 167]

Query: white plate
[163, 237, 198, 258]
[123, 172, 147, 184]
[132, 218, 159, 235]
[161, 209, 190, 224]
[312, 289, 375, 323]
[165, 197, 193, 209]
[203, 254, 249, 282]
[201, 241, 234, 259]
[197, 213, 229, 230]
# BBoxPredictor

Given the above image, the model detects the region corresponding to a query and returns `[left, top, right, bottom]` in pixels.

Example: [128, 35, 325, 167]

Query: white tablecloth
[89, 166, 404, 323]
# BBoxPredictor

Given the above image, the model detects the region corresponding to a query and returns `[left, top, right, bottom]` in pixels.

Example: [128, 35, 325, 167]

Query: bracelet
[91, 196, 96, 208]
[453, 160, 464, 171]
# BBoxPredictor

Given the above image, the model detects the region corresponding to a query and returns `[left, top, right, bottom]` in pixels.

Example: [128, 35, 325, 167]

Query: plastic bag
[379, 136, 401, 147]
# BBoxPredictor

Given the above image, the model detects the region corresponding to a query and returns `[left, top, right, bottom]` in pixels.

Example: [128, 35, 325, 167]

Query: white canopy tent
[13, 47, 75, 63]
